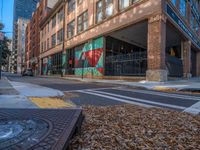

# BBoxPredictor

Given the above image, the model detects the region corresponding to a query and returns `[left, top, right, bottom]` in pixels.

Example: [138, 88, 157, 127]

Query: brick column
[182, 41, 192, 78]
[196, 52, 200, 77]
[146, 14, 168, 82]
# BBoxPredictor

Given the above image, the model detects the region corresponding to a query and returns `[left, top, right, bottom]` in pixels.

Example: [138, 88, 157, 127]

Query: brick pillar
[196, 52, 200, 77]
[146, 14, 168, 82]
[182, 41, 192, 78]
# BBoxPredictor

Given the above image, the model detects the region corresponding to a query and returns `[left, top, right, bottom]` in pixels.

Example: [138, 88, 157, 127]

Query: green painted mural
[74, 37, 104, 76]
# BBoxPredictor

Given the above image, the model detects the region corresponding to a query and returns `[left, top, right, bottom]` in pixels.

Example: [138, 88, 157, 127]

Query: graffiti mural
[74, 37, 104, 76]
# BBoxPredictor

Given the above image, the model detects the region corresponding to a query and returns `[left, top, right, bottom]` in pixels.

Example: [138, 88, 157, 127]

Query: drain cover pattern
[0, 109, 82, 150]
[0, 119, 49, 149]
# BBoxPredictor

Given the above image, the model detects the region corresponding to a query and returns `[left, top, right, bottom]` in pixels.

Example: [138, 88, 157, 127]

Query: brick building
[25, 0, 58, 75]
[39, 0, 200, 81]
[40, 0, 64, 75]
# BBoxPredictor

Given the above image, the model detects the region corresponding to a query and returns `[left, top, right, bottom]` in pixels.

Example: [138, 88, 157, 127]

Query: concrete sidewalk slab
[10, 81, 64, 97]
[62, 77, 200, 91]
[0, 95, 37, 108]
[0, 77, 19, 95]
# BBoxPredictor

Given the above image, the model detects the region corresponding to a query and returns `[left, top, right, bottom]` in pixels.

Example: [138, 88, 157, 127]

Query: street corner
[28, 96, 76, 109]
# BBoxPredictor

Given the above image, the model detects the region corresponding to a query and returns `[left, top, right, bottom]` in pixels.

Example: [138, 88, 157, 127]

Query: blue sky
[0, 0, 14, 39]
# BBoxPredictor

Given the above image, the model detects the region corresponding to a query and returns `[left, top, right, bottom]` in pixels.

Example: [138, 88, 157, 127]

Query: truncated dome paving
[0, 109, 83, 150]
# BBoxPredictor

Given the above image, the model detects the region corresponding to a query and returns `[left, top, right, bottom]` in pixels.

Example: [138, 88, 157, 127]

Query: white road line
[117, 88, 200, 101]
[64, 87, 121, 93]
[79, 90, 186, 110]
[77, 90, 154, 108]
[183, 101, 200, 115]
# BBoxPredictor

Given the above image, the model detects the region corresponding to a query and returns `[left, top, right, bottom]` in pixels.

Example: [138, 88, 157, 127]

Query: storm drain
[0, 108, 83, 150]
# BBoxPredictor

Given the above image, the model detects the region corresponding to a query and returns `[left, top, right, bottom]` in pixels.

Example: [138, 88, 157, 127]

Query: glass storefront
[51, 52, 62, 74]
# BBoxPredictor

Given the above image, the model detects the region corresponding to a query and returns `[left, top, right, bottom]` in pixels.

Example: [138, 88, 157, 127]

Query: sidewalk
[0, 76, 74, 109]
[0, 77, 37, 108]
[61, 76, 200, 92]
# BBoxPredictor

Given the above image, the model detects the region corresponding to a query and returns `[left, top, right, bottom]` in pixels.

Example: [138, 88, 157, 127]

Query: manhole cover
[0, 119, 49, 149]
[0, 109, 83, 150]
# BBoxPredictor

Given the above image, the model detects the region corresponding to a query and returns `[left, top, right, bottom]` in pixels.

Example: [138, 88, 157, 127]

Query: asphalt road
[6, 73, 200, 114]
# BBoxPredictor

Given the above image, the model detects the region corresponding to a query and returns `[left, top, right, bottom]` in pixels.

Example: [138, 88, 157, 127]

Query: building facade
[11, 0, 40, 73]
[16, 18, 29, 74]
[25, 0, 59, 75]
[39, 0, 200, 81]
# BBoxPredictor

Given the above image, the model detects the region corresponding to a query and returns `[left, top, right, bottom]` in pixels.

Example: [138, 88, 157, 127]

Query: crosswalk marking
[117, 88, 200, 101]
[77, 90, 154, 108]
[88, 90, 186, 110]
[77, 90, 186, 110]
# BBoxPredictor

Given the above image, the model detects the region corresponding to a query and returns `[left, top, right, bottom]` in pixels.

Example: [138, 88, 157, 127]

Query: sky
[0, 0, 14, 39]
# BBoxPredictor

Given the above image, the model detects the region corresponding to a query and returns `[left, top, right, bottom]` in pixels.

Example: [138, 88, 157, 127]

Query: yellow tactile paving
[153, 86, 176, 92]
[29, 97, 75, 108]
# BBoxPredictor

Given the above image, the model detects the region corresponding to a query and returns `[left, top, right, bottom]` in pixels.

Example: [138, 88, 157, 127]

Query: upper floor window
[48, 22, 50, 32]
[68, 0, 76, 14]
[105, 0, 113, 17]
[96, 0, 113, 23]
[96, 0, 103, 23]
[171, 0, 176, 6]
[119, 0, 139, 10]
[67, 20, 75, 38]
[57, 28, 63, 44]
[58, 8, 64, 22]
[119, 0, 130, 10]
[44, 41, 46, 51]
[190, 12, 195, 30]
[47, 38, 50, 50]
[179, 0, 187, 17]
[77, 11, 88, 33]
[51, 34, 56, 47]
[41, 42, 43, 52]
[52, 15, 56, 28]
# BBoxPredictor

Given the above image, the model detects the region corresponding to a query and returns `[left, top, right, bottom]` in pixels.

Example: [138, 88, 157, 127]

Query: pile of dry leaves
[70, 105, 200, 150]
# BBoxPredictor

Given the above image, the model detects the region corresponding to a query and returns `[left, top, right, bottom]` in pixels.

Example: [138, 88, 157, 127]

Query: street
[6, 73, 200, 113]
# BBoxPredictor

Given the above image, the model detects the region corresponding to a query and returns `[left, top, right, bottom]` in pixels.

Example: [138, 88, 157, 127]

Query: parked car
[22, 69, 33, 76]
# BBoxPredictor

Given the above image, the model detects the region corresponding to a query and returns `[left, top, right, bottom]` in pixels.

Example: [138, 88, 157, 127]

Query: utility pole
[0, 31, 4, 79]
[61, 0, 66, 77]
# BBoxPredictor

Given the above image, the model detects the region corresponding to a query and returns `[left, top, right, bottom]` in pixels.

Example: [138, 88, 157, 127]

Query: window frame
[77, 10, 88, 33]
[67, 20, 75, 38]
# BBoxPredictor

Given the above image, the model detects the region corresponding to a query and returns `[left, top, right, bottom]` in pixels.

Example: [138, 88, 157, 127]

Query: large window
[44, 41, 46, 51]
[171, 0, 176, 6]
[52, 15, 56, 28]
[96, 0, 113, 23]
[119, 0, 139, 10]
[52, 52, 62, 74]
[58, 8, 64, 22]
[51, 34, 56, 47]
[77, 11, 88, 33]
[190, 12, 195, 30]
[96, 0, 103, 23]
[47, 38, 50, 50]
[179, 0, 187, 17]
[67, 20, 75, 38]
[57, 28, 63, 44]
[68, 0, 76, 14]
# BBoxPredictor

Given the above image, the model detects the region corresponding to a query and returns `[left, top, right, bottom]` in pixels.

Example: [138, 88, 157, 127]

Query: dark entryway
[105, 36, 147, 76]
[166, 22, 183, 77]
[105, 21, 148, 76]
[66, 48, 75, 75]
[191, 49, 197, 76]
